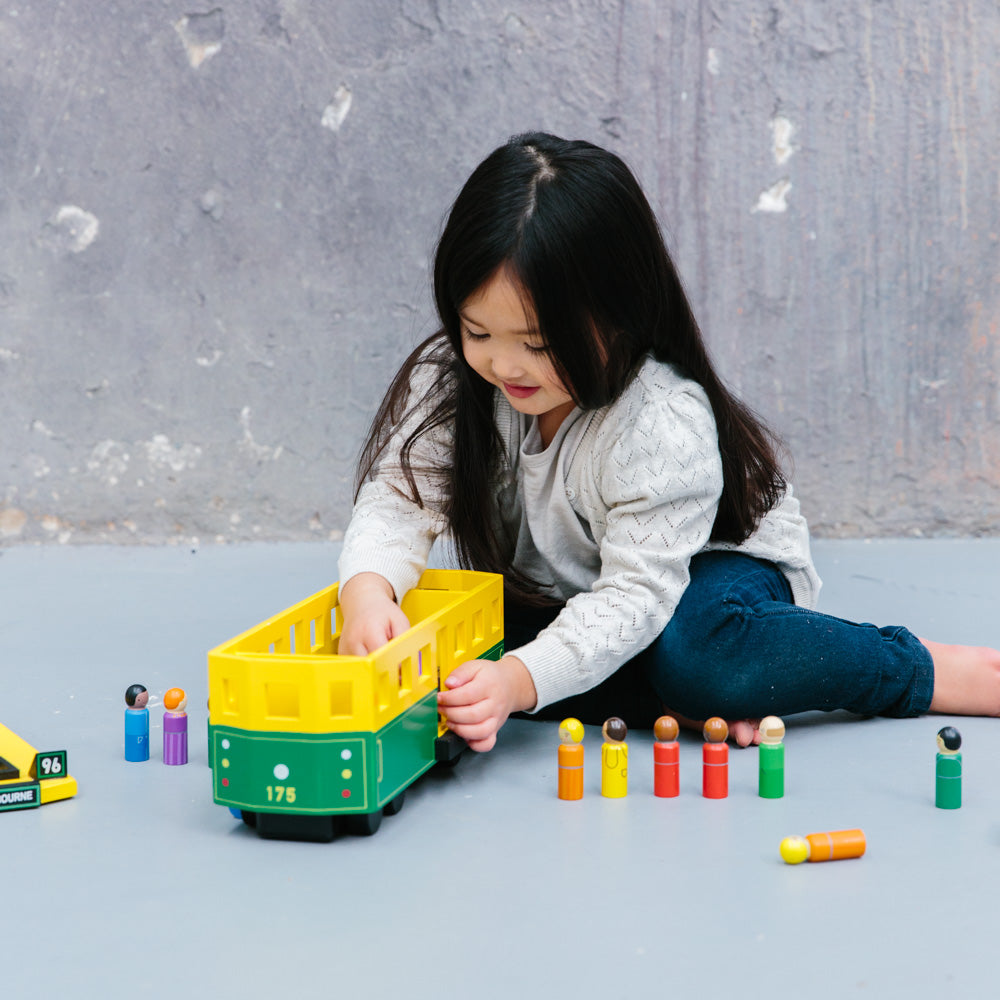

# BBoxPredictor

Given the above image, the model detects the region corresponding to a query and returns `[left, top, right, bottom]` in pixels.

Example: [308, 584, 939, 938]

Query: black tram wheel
[256, 811, 339, 843]
[434, 731, 466, 767]
[345, 809, 383, 836]
[382, 788, 406, 816]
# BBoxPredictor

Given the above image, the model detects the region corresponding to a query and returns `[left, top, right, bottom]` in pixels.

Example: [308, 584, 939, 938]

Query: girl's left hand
[437, 655, 537, 753]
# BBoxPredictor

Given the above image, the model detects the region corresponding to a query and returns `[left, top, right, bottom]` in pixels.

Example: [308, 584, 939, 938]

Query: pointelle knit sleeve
[338, 358, 452, 602]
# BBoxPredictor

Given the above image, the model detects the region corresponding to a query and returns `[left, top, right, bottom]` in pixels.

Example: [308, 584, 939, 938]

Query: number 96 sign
[33, 750, 68, 780]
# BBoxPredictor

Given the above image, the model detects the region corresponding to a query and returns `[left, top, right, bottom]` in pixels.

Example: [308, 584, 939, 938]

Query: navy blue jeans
[511, 551, 935, 729]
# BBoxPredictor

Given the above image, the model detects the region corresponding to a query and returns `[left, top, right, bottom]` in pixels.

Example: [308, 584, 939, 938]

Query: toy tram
[207, 569, 503, 841]
[0, 722, 77, 812]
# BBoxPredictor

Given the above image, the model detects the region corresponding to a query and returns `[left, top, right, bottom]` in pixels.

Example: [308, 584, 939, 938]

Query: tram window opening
[398, 656, 413, 695]
[222, 678, 239, 711]
[331, 606, 342, 651]
[329, 680, 353, 717]
[377, 670, 393, 711]
[264, 681, 300, 719]
[472, 610, 484, 642]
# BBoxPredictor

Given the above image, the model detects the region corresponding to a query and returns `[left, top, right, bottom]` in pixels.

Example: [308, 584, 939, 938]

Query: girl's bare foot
[729, 719, 761, 747]
[922, 639, 1000, 716]
[662, 707, 761, 747]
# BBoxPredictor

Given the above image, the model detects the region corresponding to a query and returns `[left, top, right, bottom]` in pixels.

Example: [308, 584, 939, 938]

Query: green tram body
[207, 570, 504, 841]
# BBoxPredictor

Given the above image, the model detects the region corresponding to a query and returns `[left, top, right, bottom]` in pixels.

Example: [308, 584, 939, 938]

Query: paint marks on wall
[144, 435, 203, 474]
[239, 406, 283, 462]
[24, 454, 50, 479]
[770, 115, 795, 165]
[39, 514, 74, 543]
[752, 178, 792, 213]
[86, 436, 202, 486]
[41, 206, 100, 254]
[751, 116, 796, 214]
[199, 188, 225, 221]
[321, 85, 353, 132]
[706, 48, 721, 76]
[175, 9, 225, 69]
[0, 508, 28, 539]
[87, 440, 130, 486]
[195, 341, 223, 367]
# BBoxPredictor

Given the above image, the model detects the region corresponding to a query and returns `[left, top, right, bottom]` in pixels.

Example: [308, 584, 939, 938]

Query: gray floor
[2, 538, 999, 998]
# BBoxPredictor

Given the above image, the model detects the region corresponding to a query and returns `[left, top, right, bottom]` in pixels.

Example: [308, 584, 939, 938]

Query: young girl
[337, 132, 1000, 752]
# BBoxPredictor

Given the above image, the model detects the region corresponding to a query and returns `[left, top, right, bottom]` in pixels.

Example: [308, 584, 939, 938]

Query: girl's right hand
[337, 573, 411, 655]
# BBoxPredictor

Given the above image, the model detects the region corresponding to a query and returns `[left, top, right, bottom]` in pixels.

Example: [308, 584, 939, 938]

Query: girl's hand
[337, 572, 411, 655]
[437, 655, 537, 753]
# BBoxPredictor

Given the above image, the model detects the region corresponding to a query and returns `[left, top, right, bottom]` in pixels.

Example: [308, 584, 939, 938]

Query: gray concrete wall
[1, 0, 998, 546]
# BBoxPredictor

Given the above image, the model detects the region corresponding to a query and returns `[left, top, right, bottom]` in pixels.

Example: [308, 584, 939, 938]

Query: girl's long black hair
[356, 132, 787, 603]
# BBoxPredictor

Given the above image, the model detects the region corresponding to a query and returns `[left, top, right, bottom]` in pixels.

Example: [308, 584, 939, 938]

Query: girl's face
[459, 269, 575, 435]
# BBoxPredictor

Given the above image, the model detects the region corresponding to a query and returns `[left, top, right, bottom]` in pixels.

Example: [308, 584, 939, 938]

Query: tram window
[397, 656, 413, 695]
[377, 670, 393, 711]
[222, 677, 239, 711]
[313, 613, 332, 652]
[472, 610, 484, 642]
[264, 681, 300, 719]
[329, 680, 352, 717]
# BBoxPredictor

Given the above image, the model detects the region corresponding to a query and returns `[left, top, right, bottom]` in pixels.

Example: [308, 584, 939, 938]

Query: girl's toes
[730, 720, 757, 747]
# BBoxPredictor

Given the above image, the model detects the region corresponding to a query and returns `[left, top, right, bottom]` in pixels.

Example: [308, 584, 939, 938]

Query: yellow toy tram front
[207, 569, 503, 840]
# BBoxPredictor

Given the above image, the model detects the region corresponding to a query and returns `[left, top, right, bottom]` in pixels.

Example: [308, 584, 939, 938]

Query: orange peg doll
[702, 717, 728, 798]
[653, 715, 680, 798]
[557, 717, 585, 800]
[601, 717, 628, 798]
[780, 829, 866, 864]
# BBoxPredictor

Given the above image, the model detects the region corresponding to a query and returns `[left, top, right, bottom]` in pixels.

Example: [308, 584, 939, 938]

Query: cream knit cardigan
[339, 355, 820, 710]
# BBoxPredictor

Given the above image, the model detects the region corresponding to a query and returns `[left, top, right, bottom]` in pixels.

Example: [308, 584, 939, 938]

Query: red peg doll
[653, 715, 680, 797]
[702, 717, 729, 798]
